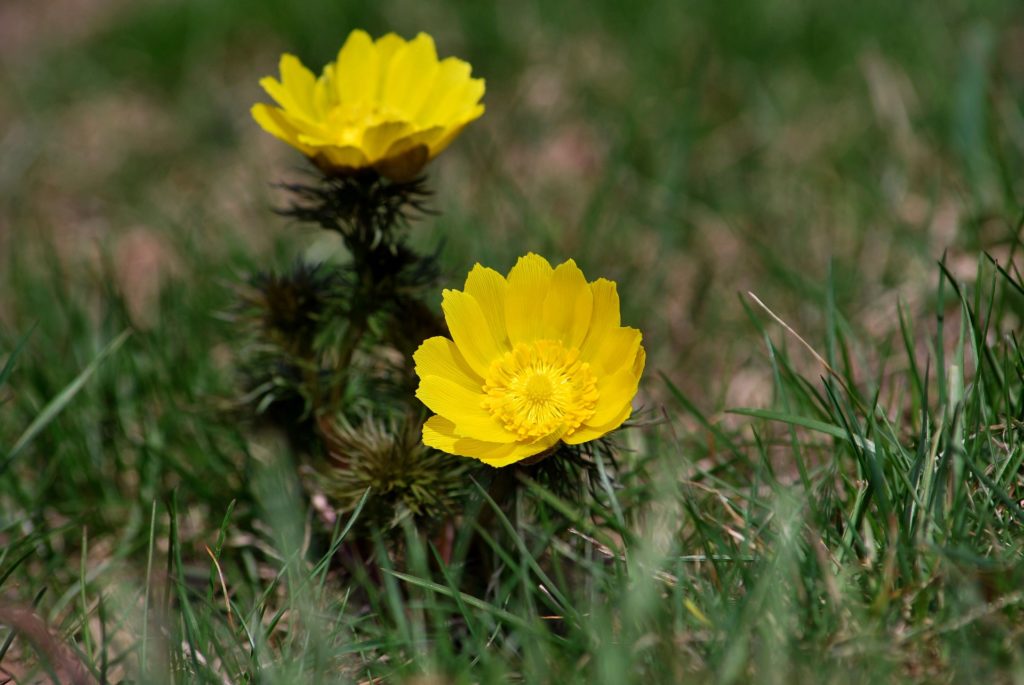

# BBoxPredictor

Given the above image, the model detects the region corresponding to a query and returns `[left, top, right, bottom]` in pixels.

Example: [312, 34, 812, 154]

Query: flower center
[481, 340, 599, 441]
[523, 374, 554, 401]
[327, 102, 407, 145]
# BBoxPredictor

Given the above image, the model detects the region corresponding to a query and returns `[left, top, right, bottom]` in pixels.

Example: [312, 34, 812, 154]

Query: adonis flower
[414, 254, 645, 467]
[252, 30, 485, 181]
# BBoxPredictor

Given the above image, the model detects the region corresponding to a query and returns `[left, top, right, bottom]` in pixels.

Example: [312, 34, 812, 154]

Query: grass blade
[3, 329, 131, 470]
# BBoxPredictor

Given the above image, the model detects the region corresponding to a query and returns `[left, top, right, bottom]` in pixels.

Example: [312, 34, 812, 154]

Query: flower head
[315, 414, 471, 531]
[414, 254, 645, 467]
[252, 30, 485, 181]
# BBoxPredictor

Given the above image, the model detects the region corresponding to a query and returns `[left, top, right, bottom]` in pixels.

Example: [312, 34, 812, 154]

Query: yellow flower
[414, 254, 646, 467]
[252, 30, 485, 181]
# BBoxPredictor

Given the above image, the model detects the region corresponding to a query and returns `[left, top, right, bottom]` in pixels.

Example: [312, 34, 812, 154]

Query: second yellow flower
[252, 30, 485, 181]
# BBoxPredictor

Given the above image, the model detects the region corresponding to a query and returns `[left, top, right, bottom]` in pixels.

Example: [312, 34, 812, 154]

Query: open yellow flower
[414, 254, 645, 467]
[252, 30, 485, 181]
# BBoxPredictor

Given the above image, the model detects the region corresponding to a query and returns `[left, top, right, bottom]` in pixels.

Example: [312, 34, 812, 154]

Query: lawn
[2, 0, 1024, 682]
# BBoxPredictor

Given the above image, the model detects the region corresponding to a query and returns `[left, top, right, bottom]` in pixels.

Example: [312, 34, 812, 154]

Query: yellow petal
[278, 54, 318, 117]
[258, 76, 290, 109]
[589, 347, 644, 425]
[384, 126, 446, 156]
[377, 127, 446, 177]
[579, 278, 621, 361]
[563, 402, 632, 445]
[259, 69, 322, 125]
[423, 415, 561, 467]
[267, 104, 334, 143]
[464, 264, 508, 348]
[416, 57, 474, 122]
[294, 127, 335, 147]
[505, 254, 554, 345]
[441, 289, 508, 377]
[374, 33, 406, 75]
[361, 121, 413, 161]
[424, 73, 485, 127]
[416, 376, 514, 442]
[542, 259, 593, 349]
[251, 103, 296, 142]
[451, 78, 486, 118]
[251, 104, 314, 154]
[427, 107, 485, 158]
[312, 64, 336, 115]
[413, 336, 481, 392]
[382, 33, 440, 115]
[310, 144, 368, 169]
[587, 326, 642, 375]
[427, 118, 471, 158]
[334, 29, 379, 103]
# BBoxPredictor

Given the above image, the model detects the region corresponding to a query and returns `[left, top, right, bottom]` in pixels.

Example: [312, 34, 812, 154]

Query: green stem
[326, 249, 375, 414]
[331, 311, 368, 411]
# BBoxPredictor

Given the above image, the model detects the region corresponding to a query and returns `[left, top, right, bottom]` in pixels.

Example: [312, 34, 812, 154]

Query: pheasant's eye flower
[414, 254, 645, 467]
[251, 30, 485, 181]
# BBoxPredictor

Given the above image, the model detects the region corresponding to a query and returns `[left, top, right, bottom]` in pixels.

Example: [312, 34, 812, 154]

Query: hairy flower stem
[328, 248, 391, 412]
[273, 172, 439, 417]
[329, 302, 368, 413]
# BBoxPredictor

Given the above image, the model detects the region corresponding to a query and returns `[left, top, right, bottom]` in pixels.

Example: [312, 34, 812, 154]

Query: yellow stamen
[481, 340, 599, 440]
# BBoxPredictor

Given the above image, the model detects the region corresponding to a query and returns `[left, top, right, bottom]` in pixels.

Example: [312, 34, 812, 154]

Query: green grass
[2, 0, 1024, 682]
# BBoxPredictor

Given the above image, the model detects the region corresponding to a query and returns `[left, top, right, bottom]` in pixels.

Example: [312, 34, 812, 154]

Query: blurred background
[1, 0, 1024, 536]
[1, 2, 1024, 681]
[2, 0, 1023, 405]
